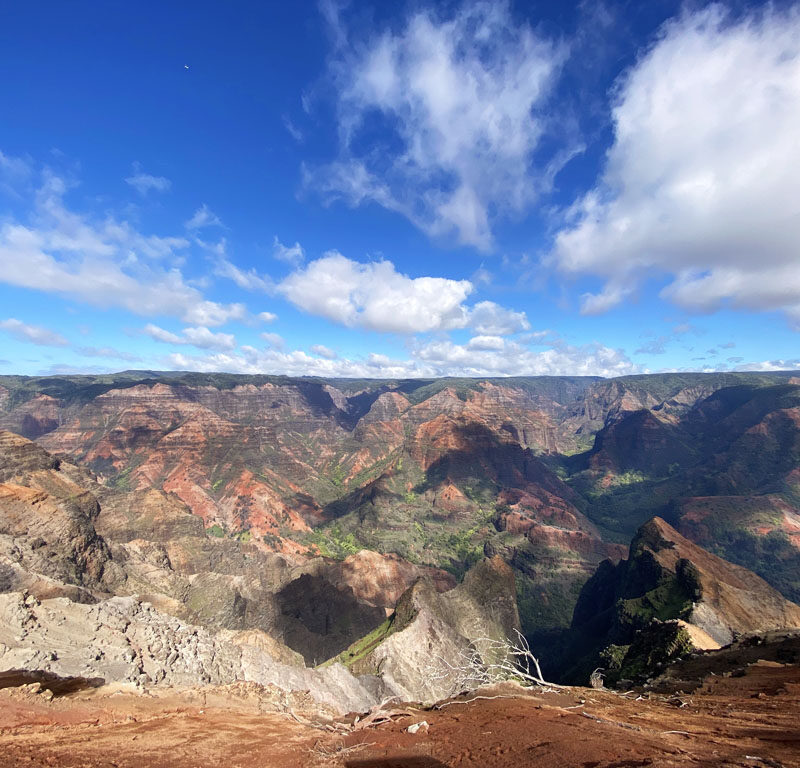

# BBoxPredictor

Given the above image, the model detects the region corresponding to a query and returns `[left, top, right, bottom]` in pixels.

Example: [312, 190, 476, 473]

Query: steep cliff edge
[324, 555, 521, 704]
[565, 517, 800, 684]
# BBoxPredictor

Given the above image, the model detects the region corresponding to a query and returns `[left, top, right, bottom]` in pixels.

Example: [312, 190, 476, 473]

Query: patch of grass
[206, 524, 225, 538]
[319, 617, 395, 670]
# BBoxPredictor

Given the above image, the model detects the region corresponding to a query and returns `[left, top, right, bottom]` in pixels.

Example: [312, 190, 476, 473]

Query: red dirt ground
[0, 662, 798, 768]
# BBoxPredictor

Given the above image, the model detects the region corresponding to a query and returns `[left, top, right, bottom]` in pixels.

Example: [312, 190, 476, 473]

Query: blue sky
[0, 0, 798, 378]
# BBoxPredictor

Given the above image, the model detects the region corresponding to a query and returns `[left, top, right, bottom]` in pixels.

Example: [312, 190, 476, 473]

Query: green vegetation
[616, 579, 693, 631]
[329, 463, 346, 488]
[109, 465, 134, 491]
[710, 528, 800, 603]
[516, 569, 585, 632]
[206, 524, 225, 538]
[305, 524, 361, 560]
[606, 621, 694, 684]
[319, 617, 395, 671]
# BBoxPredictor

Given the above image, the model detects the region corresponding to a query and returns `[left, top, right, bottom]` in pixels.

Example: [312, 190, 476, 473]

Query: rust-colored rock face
[11, 378, 613, 561]
[2, 371, 800, 638]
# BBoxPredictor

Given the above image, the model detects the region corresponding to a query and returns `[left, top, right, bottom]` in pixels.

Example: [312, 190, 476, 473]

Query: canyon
[1, 370, 800, 766]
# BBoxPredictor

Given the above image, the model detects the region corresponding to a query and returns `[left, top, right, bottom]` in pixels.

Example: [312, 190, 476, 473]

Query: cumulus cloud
[164, 348, 417, 378]
[258, 311, 277, 323]
[185, 204, 223, 230]
[125, 163, 171, 196]
[468, 301, 530, 335]
[278, 252, 473, 333]
[314, 1, 565, 250]
[0, 318, 68, 347]
[413, 337, 638, 378]
[467, 335, 505, 351]
[143, 323, 236, 351]
[163, 335, 639, 379]
[552, 6, 800, 325]
[0, 174, 244, 326]
[277, 252, 531, 337]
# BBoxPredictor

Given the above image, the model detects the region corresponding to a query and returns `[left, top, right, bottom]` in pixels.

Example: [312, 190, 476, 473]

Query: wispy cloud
[311, 344, 337, 359]
[143, 323, 236, 351]
[273, 236, 304, 266]
[185, 204, 223, 230]
[205, 238, 274, 292]
[0, 318, 68, 347]
[312, 1, 566, 250]
[0, 173, 244, 326]
[125, 162, 171, 196]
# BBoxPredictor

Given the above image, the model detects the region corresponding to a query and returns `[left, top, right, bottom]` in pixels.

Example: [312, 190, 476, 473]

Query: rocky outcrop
[0, 591, 387, 714]
[566, 517, 800, 684]
[342, 556, 521, 704]
[0, 431, 122, 599]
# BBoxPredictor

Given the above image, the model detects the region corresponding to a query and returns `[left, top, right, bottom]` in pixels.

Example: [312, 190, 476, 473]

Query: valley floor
[0, 663, 798, 768]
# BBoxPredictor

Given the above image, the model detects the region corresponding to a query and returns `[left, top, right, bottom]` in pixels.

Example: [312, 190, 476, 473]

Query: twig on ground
[434, 694, 522, 710]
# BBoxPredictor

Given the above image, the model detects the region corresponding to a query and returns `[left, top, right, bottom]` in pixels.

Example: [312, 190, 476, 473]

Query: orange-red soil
[1, 663, 798, 768]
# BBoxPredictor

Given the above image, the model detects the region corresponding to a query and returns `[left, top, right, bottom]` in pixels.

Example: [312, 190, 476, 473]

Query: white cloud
[552, 6, 800, 325]
[413, 337, 638, 377]
[182, 326, 236, 350]
[273, 236, 305, 266]
[162, 335, 639, 379]
[0, 175, 243, 326]
[143, 324, 182, 344]
[732, 358, 800, 372]
[125, 163, 171, 196]
[315, 2, 565, 250]
[0, 318, 68, 347]
[143, 323, 236, 351]
[258, 311, 277, 323]
[311, 344, 337, 359]
[467, 335, 505, 351]
[468, 301, 530, 335]
[278, 252, 473, 333]
[185, 204, 223, 230]
[277, 253, 532, 336]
